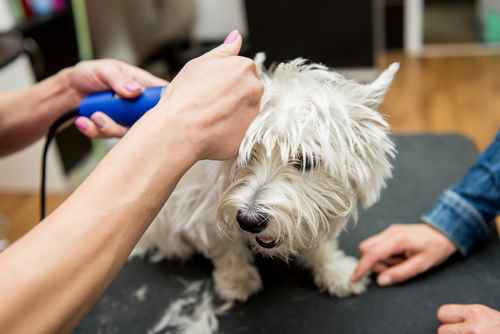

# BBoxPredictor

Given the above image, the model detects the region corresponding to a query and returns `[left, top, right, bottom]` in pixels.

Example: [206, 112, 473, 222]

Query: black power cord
[40, 110, 78, 221]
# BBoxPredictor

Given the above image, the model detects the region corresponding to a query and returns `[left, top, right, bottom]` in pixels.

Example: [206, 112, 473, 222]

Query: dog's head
[217, 54, 398, 258]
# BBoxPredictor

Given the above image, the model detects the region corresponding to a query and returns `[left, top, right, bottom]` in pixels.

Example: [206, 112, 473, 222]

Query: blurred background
[0, 0, 499, 244]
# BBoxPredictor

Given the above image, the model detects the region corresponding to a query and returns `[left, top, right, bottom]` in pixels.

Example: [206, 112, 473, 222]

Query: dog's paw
[213, 264, 262, 302]
[314, 255, 369, 298]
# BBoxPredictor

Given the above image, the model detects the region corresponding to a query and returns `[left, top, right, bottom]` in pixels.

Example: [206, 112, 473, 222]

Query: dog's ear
[346, 63, 399, 208]
[326, 62, 399, 111]
[363, 63, 399, 109]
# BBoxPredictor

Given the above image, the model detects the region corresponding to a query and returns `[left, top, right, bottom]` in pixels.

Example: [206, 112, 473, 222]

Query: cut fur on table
[148, 280, 232, 334]
[132, 53, 399, 301]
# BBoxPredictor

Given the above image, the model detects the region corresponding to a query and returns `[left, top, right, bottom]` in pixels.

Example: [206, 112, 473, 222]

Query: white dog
[133, 54, 399, 301]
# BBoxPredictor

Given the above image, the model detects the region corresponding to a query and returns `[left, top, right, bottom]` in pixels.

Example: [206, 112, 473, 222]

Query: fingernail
[378, 275, 391, 287]
[224, 30, 239, 44]
[92, 114, 106, 129]
[125, 82, 141, 92]
[75, 117, 88, 131]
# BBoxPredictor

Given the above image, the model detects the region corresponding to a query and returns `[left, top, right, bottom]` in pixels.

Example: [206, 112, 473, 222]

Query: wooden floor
[1, 53, 499, 243]
[0, 193, 66, 242]
[379, 53, 499, 150]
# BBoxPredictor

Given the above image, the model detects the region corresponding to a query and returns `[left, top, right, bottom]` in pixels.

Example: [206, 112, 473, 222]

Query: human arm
[0, 59, 166, 157]
[0, 31, 262, 333]
[422, 131, 500, 255]
[352, 131, 500, 285]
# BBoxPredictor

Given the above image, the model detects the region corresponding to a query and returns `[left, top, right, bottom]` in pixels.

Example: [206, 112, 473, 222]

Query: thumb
[205, 30, 242, 58]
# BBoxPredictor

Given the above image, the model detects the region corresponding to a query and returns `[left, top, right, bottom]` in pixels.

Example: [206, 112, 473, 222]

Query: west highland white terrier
[133, 54, 399, 301]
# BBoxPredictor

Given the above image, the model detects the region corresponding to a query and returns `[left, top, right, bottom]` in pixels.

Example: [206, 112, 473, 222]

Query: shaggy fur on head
[132, 54, 398, 301]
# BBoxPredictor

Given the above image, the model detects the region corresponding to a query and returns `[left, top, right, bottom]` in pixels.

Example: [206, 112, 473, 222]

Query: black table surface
[76, 134, 500, 334]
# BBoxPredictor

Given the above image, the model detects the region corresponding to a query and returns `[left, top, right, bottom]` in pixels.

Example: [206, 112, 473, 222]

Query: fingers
[437, 323, 468, 334]
[93, 62, 144, 99]
[437, 305, 474, 334]
[90, 112, 128, 137]
[75, 113, 128, 139]
[204, 30, 243, 58]
[372, 256, 406, 274]
[372, 262, 388, 273]
[352, 234, 384, 281]
[74, 117, 96, 137]
[384, 256, 406, 266]
[352, 234, 407, 282]
[438, 305, 469, 324]
[93, 60, 167, 100]
[359, 233, 385, 250]
[376, 254, 429, 286]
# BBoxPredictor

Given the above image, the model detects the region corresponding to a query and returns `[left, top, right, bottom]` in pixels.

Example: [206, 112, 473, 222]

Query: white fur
[149, 280, 229, 334]
[133, 55, 398, 301]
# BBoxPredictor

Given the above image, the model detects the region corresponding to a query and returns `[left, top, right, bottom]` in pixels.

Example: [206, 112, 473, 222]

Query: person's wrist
[146, 103, 201, 167]
[422, 223, 457, 256]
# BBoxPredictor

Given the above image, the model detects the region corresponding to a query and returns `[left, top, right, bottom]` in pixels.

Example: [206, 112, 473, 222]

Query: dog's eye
[291, 154, 318, 171]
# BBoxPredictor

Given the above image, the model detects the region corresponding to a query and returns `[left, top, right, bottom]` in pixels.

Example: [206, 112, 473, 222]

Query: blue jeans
[422, 131, 500, 255]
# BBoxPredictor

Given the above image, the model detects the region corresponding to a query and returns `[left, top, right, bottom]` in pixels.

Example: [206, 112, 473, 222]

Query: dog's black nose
[236, 210, 269, 233]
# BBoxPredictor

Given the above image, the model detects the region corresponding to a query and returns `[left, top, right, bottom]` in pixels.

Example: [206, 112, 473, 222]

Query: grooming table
[76, 135, 500, 334]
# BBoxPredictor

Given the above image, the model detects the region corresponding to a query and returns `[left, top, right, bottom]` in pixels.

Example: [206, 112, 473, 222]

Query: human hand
[351, 224, 456, 286]
[437, 304, 500, 334]
[64, 59, 167, 138]
[153, 30, 263, 161]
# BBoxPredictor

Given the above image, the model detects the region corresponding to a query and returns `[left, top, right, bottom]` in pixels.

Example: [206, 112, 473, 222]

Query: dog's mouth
[255, 235, 279, 249]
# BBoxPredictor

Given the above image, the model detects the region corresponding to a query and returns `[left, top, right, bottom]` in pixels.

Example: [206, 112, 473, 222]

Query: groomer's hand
[351, 224, 456, 286]
[152, 30, 263, 160]
[67, 60, 167, 138]
[437, 304, 500, 334]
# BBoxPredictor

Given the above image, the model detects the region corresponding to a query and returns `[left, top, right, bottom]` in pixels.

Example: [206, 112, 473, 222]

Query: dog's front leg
[302, 238, 369, 298]
[209, 241, 262, 302]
